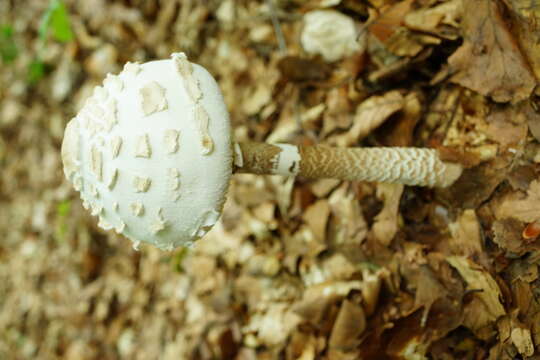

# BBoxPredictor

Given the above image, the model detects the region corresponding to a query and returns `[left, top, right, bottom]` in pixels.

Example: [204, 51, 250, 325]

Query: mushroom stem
[233, 142, 462, 188]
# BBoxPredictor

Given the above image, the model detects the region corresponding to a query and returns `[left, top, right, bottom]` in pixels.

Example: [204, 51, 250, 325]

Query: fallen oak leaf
[334, 90, 404, 147]
[497, 179, 540, 223]
[448, 209, 483, 258]
[292, 280, 363, 327]
[371, 183, 404, 246]
[404, 0, 462, 40]
[511, 326, 535, 357]
[448, 0, 535, 103]
[277, 56, 331, 83]
[447, 256, 506, 323]
[492, 219, 532, 256]
[368, 0, 415, 43]
[502, 0, 540, 80]
[328, 299, 366, 350]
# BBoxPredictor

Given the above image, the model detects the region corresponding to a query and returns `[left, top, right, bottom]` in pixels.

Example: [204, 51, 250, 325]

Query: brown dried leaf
[448, 209, 483, 257]
[252, 202, 277, 229]
[438, 158, 509, 209]
[387, 335, 430, 359]
[447, 256, 506, 327]
[245, 303, 302, 347]
[497, 180, 540, 222]
[511, 326, 535, 357]
[277, 56, 331, 83]
[406, 265, 447, 327]
[328, 184, 368, 246]
[323, 86, 353, 134]
[386, 28, 439, 57]
[504, 282, 537, 336]
[359, 268, 386, 316]
[485, 107, 528, 148]
[404, 0, 462, 39]
[368, 0, 414, 43]
[287, 331, 318, 360]
[321, 253, 358, 281]
[267, 176, 296, 220]
[303, 199, 330, 244]
[266, 87, 300, 144]
[371, 183, 404, 246]
[462, 296, 500, 340]
[310, 179, 341, 198]
[293, 281, 362, 327]
[377, 92, 422, 147]
[334, 90, 404, 146]
[525, 102, 540, 142]
[143, 0, 177, 46]
[507, 165, 537, 192]
[328, 300, 366, 350]
[234, 174, 276, 207]
[448, 0, 536, 103]
[503, 0, 540, 80]
[242, 82, 273, 116]
[492, 219, 530, 255]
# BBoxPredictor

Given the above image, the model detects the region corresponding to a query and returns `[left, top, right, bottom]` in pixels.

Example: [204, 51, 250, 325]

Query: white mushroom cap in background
[61, 53, 233, 250]
[301, 10, 361, 62]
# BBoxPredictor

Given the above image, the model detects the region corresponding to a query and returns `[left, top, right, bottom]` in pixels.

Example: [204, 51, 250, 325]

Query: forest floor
[2, 0, 540, 359]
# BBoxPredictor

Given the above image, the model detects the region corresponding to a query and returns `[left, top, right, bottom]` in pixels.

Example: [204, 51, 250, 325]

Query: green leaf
[39, 0, 74, 43]
[0, 25, 18, 63]
[28, 60, 46, 84]
[55, 200, 71, 242]
[57, 200, 71, 217]
[171, 247, 189, 273]
[38, 7, 52, 41]
[50, 0, 73, 42]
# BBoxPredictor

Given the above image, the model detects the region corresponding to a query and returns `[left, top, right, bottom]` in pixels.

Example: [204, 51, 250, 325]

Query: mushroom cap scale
[62, 53, 233, 250]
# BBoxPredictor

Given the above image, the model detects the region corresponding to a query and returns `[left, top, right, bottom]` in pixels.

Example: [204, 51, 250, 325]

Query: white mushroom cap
[61, 53, 233, 250]
[301, 10, 361, 62]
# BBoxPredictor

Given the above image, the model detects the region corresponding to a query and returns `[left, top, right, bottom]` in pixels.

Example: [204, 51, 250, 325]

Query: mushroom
[301, 9, 362, 62]
[61, 53, 462, 250]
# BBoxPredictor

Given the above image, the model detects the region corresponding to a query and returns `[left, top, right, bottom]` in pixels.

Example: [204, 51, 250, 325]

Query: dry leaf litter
[2, 0, 540, 359]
